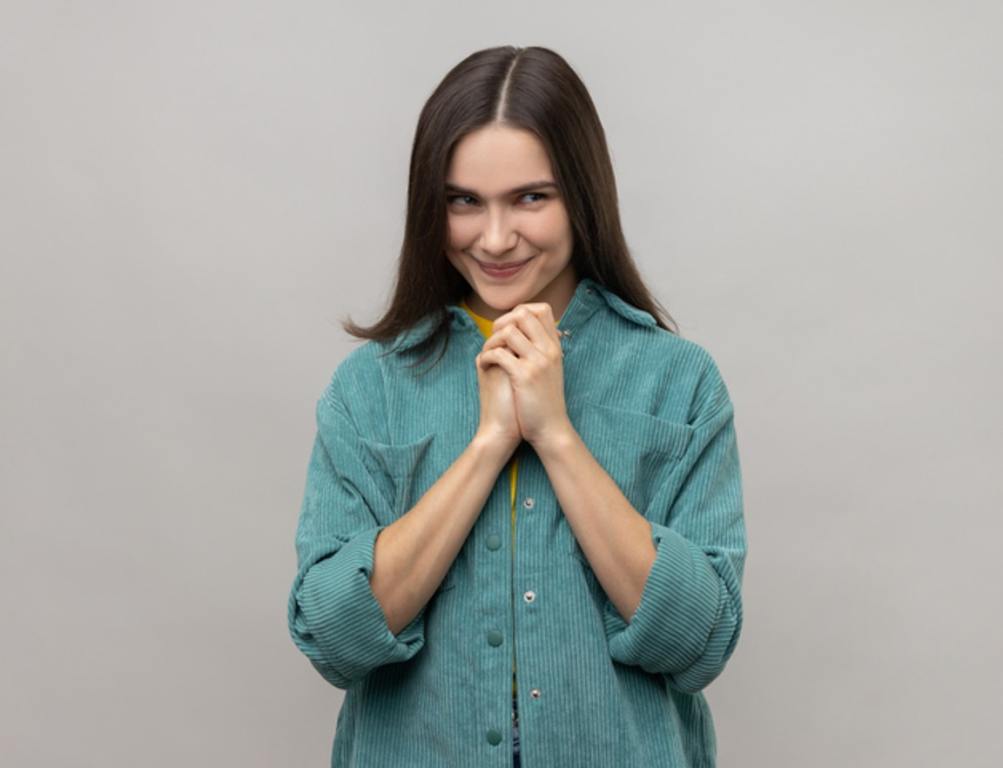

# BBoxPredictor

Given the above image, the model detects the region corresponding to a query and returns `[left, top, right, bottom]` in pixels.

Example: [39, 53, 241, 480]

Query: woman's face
[444, 124, 577, 321]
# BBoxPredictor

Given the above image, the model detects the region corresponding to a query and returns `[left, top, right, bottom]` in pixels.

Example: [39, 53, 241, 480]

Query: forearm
[533, 422, 657, 623]
[371, 432, 515, 635]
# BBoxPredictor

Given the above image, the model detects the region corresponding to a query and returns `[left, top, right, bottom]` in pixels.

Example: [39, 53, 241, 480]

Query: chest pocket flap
[573, 400, 694, 546]
[357, 431, 437, 522]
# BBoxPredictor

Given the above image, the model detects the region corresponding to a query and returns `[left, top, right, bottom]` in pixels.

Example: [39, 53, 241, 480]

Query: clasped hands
[474, 303, 575, 451]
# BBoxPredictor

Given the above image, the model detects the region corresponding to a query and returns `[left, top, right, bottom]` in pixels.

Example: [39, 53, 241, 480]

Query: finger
[476, 350, 500, 371]
[489, 324, 536, 360]
[494, 301, 554, 326]
[494, 305, 556, 352]
[518, 306, 557, 348]
[513, 305, 560, 353]
[480, 346, 519, 379]
[483, 324, 523, 363]
[526, 302, 557, 331]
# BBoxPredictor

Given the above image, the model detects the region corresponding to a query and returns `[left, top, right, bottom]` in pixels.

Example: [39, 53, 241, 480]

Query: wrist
[471, 428, 519, 467]
[528, 418, 578, 459]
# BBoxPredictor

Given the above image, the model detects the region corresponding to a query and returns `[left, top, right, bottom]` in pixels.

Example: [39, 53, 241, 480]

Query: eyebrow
[444, 180, 559, 197]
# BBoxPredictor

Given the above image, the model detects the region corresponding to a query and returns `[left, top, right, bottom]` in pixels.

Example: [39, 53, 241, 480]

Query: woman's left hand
[478, 303, 573, 447]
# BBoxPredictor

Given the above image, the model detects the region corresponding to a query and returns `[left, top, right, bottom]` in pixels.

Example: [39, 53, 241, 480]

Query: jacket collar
[390, 276, 656, 353]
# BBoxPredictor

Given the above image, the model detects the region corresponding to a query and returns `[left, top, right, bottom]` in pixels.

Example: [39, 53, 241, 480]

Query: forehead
[446, 125, 554, 193]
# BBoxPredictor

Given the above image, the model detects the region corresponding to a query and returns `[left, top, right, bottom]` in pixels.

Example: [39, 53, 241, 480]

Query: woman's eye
[446, 192, 548, 208]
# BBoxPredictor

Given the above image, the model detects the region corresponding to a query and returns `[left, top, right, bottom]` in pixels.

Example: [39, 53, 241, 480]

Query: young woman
[288, 45, 747, 768]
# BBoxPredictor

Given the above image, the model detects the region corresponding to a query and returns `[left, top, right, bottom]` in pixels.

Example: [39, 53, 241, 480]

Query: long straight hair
[342, 45, 679, 373]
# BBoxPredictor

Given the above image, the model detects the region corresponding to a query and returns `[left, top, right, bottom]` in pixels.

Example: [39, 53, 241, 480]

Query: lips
[475, 255, 535, 278]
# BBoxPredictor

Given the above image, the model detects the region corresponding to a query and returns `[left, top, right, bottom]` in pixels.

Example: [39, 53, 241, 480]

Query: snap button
[523, 590, 536, 603]
[530, 688, 541, 699]
[522, 497, 534, 510]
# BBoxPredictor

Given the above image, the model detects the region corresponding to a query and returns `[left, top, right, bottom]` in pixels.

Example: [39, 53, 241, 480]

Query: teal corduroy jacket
[287, 276, 747, 767]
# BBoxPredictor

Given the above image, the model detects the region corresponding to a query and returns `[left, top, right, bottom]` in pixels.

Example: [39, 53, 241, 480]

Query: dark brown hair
[342, 45, 679, 373]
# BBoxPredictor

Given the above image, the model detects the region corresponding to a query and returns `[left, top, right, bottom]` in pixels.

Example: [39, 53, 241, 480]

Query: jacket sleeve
[602, 363, 747, 694]
[286, 377, 426, 690]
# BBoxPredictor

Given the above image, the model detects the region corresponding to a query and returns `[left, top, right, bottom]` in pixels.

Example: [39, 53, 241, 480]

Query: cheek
[528, 207, 571, 247]
[447, 216, 475, 247]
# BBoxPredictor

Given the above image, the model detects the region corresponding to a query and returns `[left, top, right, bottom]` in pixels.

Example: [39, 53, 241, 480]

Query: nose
[479, 206, 518, 256]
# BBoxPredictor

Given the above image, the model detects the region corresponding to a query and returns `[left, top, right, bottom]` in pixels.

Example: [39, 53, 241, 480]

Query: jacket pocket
[357, 431, 437, 522]
[358, 431, 461, 595]
[569, 401, 694, 563]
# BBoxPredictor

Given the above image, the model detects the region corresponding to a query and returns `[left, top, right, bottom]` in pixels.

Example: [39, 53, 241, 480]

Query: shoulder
[588, 283, 734, 422]
[590, 281, 717, 383]
[658, 331, 733, 421]
[615, 323, 734, 425]
[318, 341, 393, 438]
[652, 329, 728, 391]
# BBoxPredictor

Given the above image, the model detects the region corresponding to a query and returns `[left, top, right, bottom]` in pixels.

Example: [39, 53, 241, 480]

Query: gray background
[2, 1, 1001, 766]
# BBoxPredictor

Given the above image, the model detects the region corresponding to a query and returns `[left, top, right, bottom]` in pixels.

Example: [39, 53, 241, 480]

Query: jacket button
[487, 629, 503, 647]
[486, 728, 502, 745]
[530, 688, 541, 699]
[523, 590, 536, 603]
[522, 497, 535, 510]
[486, 533, 502, 550]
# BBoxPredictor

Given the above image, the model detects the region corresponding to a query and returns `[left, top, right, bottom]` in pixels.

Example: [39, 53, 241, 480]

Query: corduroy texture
[287, 277, 747, 767]
[460, 297, 528, 701]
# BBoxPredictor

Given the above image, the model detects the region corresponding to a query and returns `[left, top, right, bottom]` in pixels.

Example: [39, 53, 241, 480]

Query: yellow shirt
[458, 299, 530, 699]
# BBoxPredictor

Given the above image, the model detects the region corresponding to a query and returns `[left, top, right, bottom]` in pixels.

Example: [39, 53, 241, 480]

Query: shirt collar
[390, 276, 656, 353]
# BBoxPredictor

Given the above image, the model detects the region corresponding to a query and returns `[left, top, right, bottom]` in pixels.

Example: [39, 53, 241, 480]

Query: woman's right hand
[474, 344, 522, 458]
